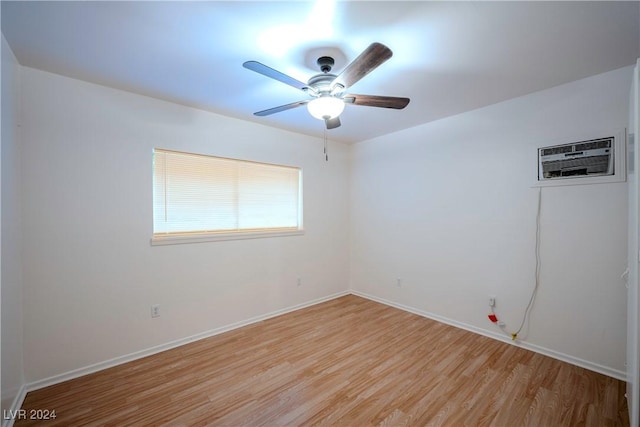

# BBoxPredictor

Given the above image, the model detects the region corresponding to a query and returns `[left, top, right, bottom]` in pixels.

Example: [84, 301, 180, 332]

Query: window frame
[151, 149, 304, 246]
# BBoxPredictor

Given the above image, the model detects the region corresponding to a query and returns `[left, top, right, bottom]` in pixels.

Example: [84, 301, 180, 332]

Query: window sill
[151, 229, 304, 246]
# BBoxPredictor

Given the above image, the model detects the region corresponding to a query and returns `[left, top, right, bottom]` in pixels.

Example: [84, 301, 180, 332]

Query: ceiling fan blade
[331, 43, 393, 90]
[243, 61, 308, 91]
[254, 100, 309, 116]
[343, 94, 410, 109]
[325, 116, 341, 129]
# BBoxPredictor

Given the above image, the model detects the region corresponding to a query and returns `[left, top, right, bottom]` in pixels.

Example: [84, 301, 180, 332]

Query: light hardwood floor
[17, 295, 628, 426]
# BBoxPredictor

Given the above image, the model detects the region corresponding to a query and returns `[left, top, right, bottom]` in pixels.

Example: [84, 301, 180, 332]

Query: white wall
[14, 60, 634, 385]
[19, 67, 350, 383]
[351, 66, 632, 376]
[1, 35, 24, 412]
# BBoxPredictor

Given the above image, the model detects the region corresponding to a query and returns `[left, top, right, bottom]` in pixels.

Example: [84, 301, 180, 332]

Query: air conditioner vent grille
[541, 155, 610, 178]
[574, 138, 612, 152]
[542, 145, 573, 156]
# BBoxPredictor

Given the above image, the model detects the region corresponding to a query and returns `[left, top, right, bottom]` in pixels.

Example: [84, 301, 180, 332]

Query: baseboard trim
[2, 384, 27, 427]
[26, 291, 350, 392]
[351, 290, 626, 381]
[23, 288, 625, 393]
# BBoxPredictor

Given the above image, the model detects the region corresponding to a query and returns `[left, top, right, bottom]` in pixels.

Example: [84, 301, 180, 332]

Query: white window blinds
[153, 149, 302, 238]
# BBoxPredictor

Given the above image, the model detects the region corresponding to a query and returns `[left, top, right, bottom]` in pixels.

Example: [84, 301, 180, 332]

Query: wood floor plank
[16, 295, 629, 426]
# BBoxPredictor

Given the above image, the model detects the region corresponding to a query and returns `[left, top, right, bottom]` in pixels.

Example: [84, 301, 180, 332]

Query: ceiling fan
[243, 42, 410, 130]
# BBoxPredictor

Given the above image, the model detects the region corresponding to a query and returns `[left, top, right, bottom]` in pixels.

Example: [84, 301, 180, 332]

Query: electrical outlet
[297, 277, 302, 287]
[151, 304, 160, 318]
[489, 296, 496, 307]
[396, 278, 403, 288]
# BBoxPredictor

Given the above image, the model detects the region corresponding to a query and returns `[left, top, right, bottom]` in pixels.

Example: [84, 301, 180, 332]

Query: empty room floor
[17, 295, 628, 426]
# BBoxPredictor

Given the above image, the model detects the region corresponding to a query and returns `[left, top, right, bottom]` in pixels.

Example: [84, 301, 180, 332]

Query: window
[152, 149, 303, 245]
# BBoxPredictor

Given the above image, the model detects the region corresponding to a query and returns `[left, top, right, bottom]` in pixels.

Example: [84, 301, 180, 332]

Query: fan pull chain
[324, 128, 329, 161]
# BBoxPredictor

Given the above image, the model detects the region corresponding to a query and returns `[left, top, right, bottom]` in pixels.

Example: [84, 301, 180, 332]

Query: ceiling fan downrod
[317, 56, 334, 74]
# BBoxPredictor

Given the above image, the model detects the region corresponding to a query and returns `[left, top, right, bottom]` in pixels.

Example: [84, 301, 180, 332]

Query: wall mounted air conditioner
[538, 137, 614, 181]
[535, 131, 625, 187]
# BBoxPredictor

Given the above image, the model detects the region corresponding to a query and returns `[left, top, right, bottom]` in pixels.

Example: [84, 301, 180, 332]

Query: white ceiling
[2, 1, 639, 143]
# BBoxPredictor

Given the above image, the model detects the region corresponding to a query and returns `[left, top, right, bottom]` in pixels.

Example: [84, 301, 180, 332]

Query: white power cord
[491, 187, 542, 341]
[514, 186, 542, 337]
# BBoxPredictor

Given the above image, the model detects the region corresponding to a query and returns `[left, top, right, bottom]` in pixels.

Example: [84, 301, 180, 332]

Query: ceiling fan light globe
[307, 96, 345, 120]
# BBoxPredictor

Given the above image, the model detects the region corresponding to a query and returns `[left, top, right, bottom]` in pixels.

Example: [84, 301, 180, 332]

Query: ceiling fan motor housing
[307, 73, 337, 94]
